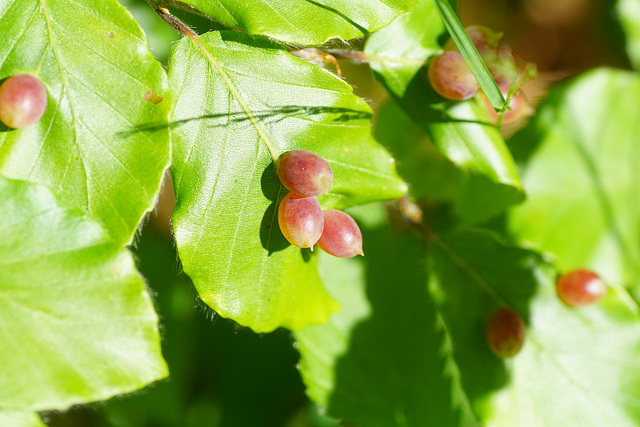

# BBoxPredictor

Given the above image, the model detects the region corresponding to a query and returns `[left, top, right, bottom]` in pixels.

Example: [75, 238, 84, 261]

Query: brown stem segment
[153, 6, 197, 37]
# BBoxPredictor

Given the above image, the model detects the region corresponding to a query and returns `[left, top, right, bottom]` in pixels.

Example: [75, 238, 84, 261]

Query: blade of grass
[432, 0, 506, 111]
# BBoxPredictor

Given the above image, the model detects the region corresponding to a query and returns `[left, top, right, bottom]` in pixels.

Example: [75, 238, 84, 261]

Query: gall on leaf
[486, 307, 525, 358]
[0, 74, 47, 129]
[444, 25, 503, 53]
[556, 269, 606, 307]
[277, 150, 333, 197]
[278, 193, 324, 250]
[427, 51, 479, 101]
[482, 85, 533, 126]
[317, 210, 364, 258]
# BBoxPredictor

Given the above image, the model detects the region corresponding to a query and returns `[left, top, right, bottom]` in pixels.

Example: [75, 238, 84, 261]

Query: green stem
[432, 0, 505, 111]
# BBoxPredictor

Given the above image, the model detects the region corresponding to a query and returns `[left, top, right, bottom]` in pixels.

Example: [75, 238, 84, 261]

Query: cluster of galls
[0, 74, 362, 257]
[276, 150, 363, 258]
[486, 269, 607, 359]
[0, 74, 47, 129]
[427, 25, 533, 125]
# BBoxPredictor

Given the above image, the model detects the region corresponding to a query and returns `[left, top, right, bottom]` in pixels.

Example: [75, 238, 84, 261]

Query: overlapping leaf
[428, 230, 640, 426]
[162, 0, 415, 45]
[376, 100, 520, 226]
[0, 177, 167, 411]
[364, 0, 443, 96]
[508, 69, 640, 291]
[168, 32, 406, 332]
[0, 0, 170, 245]
[365, 0, 523, 224]
[617, 0, 640, 70]
[296, 205, 475, 426]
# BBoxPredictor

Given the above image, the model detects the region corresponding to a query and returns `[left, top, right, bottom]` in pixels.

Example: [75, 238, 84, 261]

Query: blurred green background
[44, 0, 634, 425]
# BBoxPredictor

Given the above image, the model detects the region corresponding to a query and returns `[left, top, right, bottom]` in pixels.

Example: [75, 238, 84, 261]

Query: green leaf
[0, 0, 170, 245]
[431, 0, 504, 110]
[507, 69, 640, 290]
[428, 230, 640, 426]
[0, 411, 46, 427]
[168, 31, 406, 332]
[159, 0, 415, 45]
[375, 100, 454, 200]
[617, 0, 640, 70]
[296, 205, 475, 426]
[376, 100, 521, 224]
[361, 0, 444, 95]
[365, 1, 523, 224]
[0, 177, 167, 411]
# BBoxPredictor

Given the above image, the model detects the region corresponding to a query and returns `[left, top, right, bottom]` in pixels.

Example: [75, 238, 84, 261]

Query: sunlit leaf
[428, 230, 640, 426]
[0, 177, 167, 411]
[0, 411, 46, 427]
[376, 100, 520, 225]
[508, 69, 640, 291]
[168, 31, 406, 332]
[365, 0, 522, 224]
[0, 0, 170, 245]
[162, 0, 415, 45]
[363, 0, 443, 95]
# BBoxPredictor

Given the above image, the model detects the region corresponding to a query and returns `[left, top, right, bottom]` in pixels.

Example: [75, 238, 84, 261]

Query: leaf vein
[0, 1, 39, 67]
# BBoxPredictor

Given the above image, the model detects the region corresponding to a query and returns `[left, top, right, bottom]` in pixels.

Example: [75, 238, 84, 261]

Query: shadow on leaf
[379, 67, 494, 127]
[117, 105, 372, 138]
[323, 224, 474, 426]
[319, 222, 539, 425]
[260, 162, 290, 254]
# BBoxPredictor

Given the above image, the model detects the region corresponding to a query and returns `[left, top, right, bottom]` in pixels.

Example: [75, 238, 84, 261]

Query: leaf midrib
[187, 34, 282, 161]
